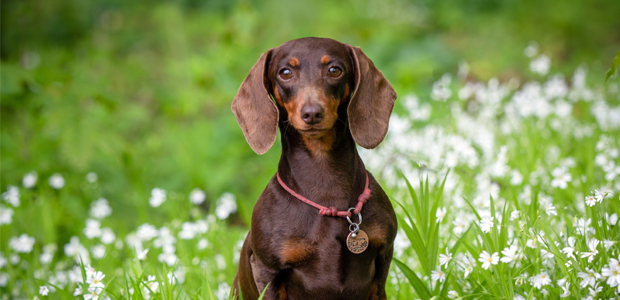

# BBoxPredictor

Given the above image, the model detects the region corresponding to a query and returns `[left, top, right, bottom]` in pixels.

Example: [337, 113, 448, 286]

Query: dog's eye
[279, 69, 292, 80]
[328, 67, 342, 78]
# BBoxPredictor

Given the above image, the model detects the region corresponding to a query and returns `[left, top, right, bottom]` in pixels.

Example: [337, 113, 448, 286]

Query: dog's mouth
[298, 127, 330, 138]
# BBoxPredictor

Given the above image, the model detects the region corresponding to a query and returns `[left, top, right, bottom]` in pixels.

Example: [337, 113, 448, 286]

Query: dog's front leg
[250, 252, 279, 296]
[369, 246, 394, 300]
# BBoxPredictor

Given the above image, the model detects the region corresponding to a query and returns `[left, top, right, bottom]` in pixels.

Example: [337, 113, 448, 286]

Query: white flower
[1, 185, 20, 207]
[500, 244, 519, 263]
[524, 42, 539, 57]
[540, 249, 554, 261]
[9, 233, 35, 253]
[154, 227, 176, 248]
[198, 238, 209, 250]
[84, 264, 96, 278]
[550, 167, 571, 189]
[510, 170, 523, 186]
[149, 188, 167, 207]
[90, 198, 112, 219]
[542, 201, 557, 216]
[137, 248, 149, 261]
[580, 239, 599, 263]
[189, 188, 206, 205]
[167, 272, 177, 284]
[23, 172, 38, 188]
[439, 247, 452, 268]
[447, 290, 459, 299]
[479, 216, 494, 233]
[515, 273, 528, 286]
[575, 218, 592, 235]
[91, 244, 106, 259]
[529, 272, 551, 289]
[608, 213, 618, 226]
[577, 268, 601, 288]
[589, 283, 602, 296]
[452, 217, 468, 235]
[215, 282, 230, 300]
[560, 282, 570, 297]
[436, 207, 447, 222]
[64, 236, 86, 257]
[602, 258, 620, 287]
[48, 173, 65, 189]
[86, 172, 98, 183]
[603, 239, 616, 250]
[136, 223, 158, 241]
[145, 275, 159, 293]
[0, 272, 8, 287]
[68, 266, 84, 283]
[100, 228, 116, 245]
[73, 287, 83, 296]
[215, 192, 237, 220]
[158, 245, 178, 266]
[585, 195, 597, 207]
[84, 219, 102, 239]
[431, 74, 452, 101]
[215, 254, 227, 270]
[593, 188, 613, 202]
[431, 267, 446, 283]
[83, 286, 102, 300]
[561, 237, 576, 259]
[86, 271, 105, 288]
[459, 254, 476, 278]
[530, 55, 550, 75]
[179, 222, 197, 240]
[0, 206, 14, 225]
[10, 254, 19, 264]
[510, 210, 520, 221]
[478, 251, 499, 270]
[39, 285, 49, 296]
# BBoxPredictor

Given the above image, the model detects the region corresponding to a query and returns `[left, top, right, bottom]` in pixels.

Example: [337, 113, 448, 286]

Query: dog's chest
[277, 215, 387, 268]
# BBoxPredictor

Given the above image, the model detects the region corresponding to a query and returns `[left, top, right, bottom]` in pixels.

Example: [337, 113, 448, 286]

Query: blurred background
[2, 0, 620, 232]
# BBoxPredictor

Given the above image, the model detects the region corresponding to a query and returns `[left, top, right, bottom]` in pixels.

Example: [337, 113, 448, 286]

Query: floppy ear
[231, 50, 278, 155]
[347, 45, 397, 149]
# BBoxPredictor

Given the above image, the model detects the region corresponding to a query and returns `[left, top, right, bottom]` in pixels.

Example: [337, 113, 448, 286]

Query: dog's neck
[276, 116, 368, 209]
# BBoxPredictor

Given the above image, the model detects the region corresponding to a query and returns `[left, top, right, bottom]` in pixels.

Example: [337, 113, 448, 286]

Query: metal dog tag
[346, 229, 368, 254]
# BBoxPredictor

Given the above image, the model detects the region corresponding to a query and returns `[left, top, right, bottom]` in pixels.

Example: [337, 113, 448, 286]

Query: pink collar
[276, 172, 371, 218]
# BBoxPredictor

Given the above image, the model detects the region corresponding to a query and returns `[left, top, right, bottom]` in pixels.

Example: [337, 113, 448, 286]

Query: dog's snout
[300, 104, 324, 125]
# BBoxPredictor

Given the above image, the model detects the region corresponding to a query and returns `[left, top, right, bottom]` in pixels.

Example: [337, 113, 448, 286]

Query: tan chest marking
[280, 239, 315, 265]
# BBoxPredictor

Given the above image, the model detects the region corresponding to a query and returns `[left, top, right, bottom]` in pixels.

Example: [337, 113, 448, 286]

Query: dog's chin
[298, 128, 330, 139]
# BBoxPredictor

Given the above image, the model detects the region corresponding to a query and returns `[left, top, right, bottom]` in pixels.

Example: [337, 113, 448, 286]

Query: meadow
[2, 0, 620, 299]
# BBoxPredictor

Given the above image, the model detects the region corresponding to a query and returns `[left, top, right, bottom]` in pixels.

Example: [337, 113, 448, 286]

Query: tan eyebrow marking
[320, 55, 331, 64]
[288, 58, 299, 67]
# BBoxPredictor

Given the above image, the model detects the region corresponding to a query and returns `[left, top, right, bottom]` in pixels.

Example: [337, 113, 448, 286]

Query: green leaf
[396, 214, 430, 275]
[257, 283, 270, 300]
[393, 258, 431, 300]
[401, 173, 423, 226]
[606, 49, 620, 82]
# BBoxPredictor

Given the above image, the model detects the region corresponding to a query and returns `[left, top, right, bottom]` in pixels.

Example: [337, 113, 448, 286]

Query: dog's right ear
[231, 50, 278, 155]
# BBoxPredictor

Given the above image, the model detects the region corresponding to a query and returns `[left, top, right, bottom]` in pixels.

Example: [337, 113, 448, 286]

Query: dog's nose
[301, 104, 324, 125]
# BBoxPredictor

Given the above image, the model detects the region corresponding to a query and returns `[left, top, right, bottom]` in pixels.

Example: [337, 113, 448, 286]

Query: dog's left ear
[231, 50, 278, 155]
[347, 45, 397, 149]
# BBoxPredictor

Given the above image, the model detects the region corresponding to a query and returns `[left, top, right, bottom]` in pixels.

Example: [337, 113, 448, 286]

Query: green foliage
[606, 49, 620, 82]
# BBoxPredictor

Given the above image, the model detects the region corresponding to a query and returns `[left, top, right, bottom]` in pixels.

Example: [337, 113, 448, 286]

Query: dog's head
[232, 37, 397, 155]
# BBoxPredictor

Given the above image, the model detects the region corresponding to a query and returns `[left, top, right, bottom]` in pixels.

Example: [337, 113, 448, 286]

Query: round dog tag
[346, 229, 368, 254]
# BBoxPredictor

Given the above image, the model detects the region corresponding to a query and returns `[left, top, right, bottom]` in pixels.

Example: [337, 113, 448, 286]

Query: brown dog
[231, 37, 397, 300]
